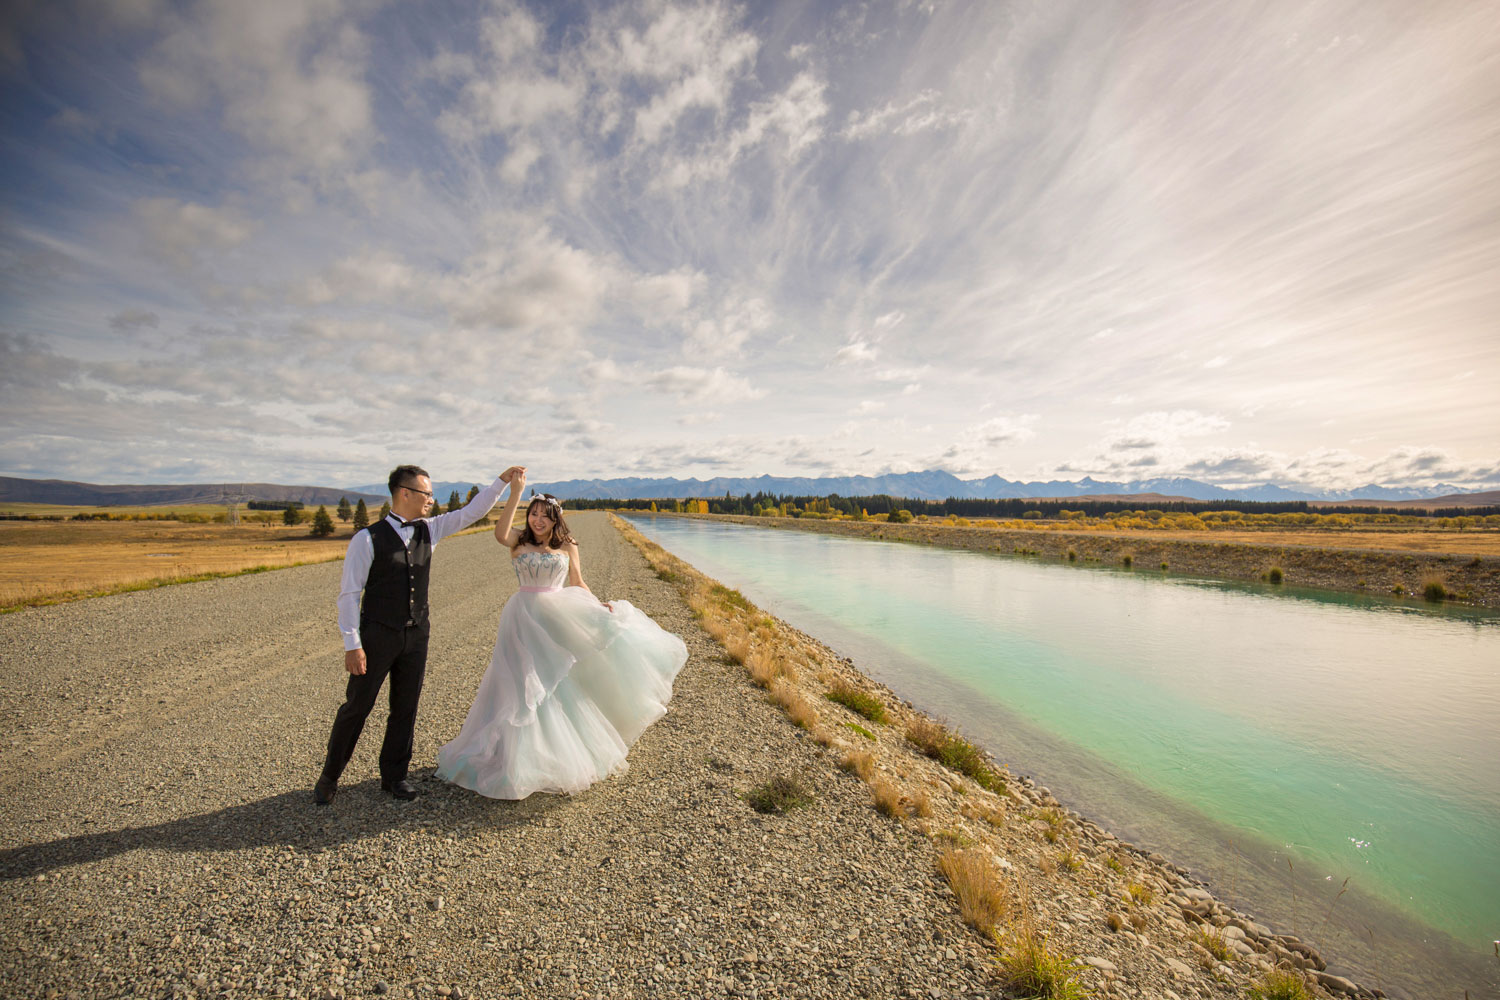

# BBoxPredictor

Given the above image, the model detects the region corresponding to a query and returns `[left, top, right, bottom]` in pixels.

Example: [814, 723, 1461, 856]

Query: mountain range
[516, 471, 1486, 504]
[3, 472, 1492, 509]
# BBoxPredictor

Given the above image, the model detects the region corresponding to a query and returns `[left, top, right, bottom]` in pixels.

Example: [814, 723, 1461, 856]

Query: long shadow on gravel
[0, 779, 567, 879]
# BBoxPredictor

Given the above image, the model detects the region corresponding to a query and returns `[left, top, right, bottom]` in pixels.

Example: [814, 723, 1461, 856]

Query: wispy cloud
[0, 0, 1494, 491]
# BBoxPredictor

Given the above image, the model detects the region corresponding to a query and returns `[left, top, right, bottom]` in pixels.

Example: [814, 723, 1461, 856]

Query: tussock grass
[1246, 970, 1313, 1000]
[747, 650, 796, 688]
[1104, 855, 1125, 875]
[1124, 881, 1153, 906]
[1105, 912, 1124, 932]
[724, 630, 753, 665]
[769, 678, 818, 729]
[1266, 566, 1284, 584]
[910, 788, 934, 818]
[870, 778, 907, 818]
[1128, 910, 1148, 932]
[1192, 925, 1235, 964]
[745, 775, 813, 814]
[810, 726, 837, 748]
[905, 718, 1006, 792]
[1056, 845, 1083, 872]
[962, 801, 1007, 828]
[839, 750, 875, 782]
[1422, 578, 1448, 601]
[936, 848, 1008, 934]
[997, 909, 1090, 999]
[823, 680, 889, 723]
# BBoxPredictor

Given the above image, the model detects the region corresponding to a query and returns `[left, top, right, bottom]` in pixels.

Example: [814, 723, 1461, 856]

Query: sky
[1, 0, 1497, 493]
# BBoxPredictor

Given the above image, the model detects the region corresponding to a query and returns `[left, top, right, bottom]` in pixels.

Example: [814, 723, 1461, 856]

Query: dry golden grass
[724, 630, 753, 665]
[936, 847, 1008, 934]
[0, 519, 357, 610]
[870, 778, 907, 818]
[769, 678, 819, 729]
[840, 749, 875, 782]
[962, 801, 1007, 828]
[747, 649, 796, 688]
[911, 788, 934, 818]
[810, 726, 837, 748]
[1088, 526, 1500, 556]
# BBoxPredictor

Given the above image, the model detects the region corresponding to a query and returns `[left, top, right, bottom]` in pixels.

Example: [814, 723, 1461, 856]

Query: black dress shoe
[313, 777, 338, 806]
[381, 778, 418, 800]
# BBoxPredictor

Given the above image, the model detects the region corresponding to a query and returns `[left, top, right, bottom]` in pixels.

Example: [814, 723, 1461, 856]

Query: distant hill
[524, 470, 1491, 504]
[1310, 490, 1500, 510]
[348, 481, 490, 502]
[0, 476, 386, 508]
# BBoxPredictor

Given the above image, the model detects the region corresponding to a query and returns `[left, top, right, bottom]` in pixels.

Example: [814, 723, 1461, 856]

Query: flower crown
[534, 493, 562, 509]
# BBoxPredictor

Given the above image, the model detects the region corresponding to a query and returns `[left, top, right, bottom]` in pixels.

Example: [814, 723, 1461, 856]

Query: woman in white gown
[436, 472, 687, 799]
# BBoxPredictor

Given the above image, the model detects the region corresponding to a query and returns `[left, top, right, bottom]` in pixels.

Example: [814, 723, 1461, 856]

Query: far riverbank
[661, 513, 1500, 608]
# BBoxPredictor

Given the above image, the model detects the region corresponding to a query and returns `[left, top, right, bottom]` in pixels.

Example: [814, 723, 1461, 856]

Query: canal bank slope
[0, 512, 1405, 999]
[667, 513, 1500, 609]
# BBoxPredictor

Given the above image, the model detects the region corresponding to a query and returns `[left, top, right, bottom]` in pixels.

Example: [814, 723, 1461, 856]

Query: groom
[314, 463, 524, 805]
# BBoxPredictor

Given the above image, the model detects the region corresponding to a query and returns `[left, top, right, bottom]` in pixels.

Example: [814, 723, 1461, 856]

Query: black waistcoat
[360, 518, 432, 628]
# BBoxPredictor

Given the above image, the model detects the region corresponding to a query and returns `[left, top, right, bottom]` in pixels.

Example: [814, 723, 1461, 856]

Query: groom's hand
[500, 465, 526, 484]
[345, 649, 367, 676]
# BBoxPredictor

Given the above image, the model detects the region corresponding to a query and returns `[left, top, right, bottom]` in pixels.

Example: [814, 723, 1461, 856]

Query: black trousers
[320, 619, 429, 785]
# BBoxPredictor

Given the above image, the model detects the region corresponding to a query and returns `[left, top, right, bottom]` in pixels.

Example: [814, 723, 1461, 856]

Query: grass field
[0, 501, 518, 611]
[1022, 525, 1500, 556]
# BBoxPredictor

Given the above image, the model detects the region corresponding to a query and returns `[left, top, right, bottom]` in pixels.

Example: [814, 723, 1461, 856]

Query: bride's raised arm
[493, 468, 528, 547]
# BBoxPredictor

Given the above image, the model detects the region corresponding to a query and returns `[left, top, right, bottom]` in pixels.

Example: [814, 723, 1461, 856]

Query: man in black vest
[314, 463, 523, 804]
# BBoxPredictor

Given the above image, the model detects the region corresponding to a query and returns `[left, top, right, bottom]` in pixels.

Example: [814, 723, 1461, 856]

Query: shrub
[1066, 548, 1077, 562]
[937, 848, 1008, 933]
[746, 775, 813, 814]
[824, 682, 889, 723]
[1121, 554, 1132, 568]
[1266, 566, 1284, 584]
[1422, 578, 1448, 602]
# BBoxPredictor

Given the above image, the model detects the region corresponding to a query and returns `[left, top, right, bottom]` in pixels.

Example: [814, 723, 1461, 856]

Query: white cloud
[644, 365, 765, 403]
[134, 197, 254, 270]
[137, 1, 373, 172]
[834, 339, 879, 364]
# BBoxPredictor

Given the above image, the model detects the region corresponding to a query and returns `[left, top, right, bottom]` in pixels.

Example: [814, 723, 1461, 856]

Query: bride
[436, 471, 687, 799]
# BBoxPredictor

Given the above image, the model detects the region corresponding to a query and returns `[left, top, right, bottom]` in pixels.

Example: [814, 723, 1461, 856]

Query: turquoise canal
[625, 515, 1500, 999]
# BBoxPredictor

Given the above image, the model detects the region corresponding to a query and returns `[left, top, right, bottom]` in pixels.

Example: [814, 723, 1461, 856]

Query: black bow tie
[394, 516, 422, 528]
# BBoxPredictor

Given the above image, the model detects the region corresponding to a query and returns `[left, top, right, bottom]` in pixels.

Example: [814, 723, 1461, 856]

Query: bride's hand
[501, 466, 526, 487]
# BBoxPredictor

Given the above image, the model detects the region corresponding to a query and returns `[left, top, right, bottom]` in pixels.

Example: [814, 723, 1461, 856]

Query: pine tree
[379, 501, 391, 520]
[465, 485, 480, 504]
[311, 505, 335, 537]
[353, 499, 369, 530]
[282, 505, 303, 526]
[447, 490, 462, 513]
[336, 496, 352, 522]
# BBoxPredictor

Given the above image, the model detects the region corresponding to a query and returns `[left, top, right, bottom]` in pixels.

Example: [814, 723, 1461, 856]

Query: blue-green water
[626, 515, 1500, 999]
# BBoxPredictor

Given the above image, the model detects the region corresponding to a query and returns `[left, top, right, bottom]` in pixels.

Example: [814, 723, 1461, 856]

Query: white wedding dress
[436, 550, 687, 799]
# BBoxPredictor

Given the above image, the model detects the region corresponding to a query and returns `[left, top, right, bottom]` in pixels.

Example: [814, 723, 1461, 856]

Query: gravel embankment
[2, 512, 1006, 999]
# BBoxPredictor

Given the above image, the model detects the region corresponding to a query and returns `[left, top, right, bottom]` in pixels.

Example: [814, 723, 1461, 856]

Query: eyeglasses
[400, 484, 434, 499]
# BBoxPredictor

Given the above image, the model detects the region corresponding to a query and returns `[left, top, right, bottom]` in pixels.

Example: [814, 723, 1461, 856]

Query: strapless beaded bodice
[513, 550, 568, 589]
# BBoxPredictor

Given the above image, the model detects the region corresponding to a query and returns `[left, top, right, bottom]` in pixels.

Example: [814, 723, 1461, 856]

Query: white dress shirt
[337, 478, 510, 650]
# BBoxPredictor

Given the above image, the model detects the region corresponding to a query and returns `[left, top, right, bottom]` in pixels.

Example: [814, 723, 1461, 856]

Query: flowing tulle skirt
[436, 588, 687, 799]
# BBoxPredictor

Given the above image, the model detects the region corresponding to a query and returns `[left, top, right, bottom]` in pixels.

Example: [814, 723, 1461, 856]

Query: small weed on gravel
[843, 721, 876, 741]
[1246, 970, 1313, 1000]
[745, 775, 813, 814]
[997, 911, 1090, 999]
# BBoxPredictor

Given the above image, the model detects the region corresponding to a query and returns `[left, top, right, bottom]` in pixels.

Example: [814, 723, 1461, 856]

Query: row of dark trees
[559, 493, 1500, 519]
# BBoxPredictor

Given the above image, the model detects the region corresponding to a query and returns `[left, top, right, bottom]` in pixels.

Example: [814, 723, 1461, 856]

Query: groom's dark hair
[388, 464, 430, 495]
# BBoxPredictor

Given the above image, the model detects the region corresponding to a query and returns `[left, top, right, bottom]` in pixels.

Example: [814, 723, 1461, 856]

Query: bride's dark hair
[513, 494, 574, 550]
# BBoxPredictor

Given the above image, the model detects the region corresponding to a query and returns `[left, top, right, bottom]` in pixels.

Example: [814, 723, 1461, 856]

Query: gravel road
[0, 512, 1002, 999]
